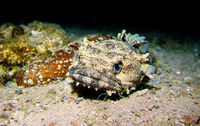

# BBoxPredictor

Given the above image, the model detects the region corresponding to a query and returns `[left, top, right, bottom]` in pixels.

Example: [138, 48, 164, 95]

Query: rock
[74, 97, 83, 104]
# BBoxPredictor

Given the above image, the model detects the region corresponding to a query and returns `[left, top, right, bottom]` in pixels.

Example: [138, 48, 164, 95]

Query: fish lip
[69, 69, 122, 91]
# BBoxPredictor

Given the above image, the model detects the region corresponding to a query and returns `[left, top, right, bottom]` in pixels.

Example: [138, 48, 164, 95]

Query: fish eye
[113, 61, 123, 74]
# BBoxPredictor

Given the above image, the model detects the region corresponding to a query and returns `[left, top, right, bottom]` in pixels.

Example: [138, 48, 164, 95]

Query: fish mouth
[69, 69, 122, 92]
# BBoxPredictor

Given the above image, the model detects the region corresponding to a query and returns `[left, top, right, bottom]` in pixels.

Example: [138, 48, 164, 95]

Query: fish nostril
[113, 61, 123, 74]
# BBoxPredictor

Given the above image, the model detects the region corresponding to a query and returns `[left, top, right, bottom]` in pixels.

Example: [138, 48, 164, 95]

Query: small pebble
[61, 96, 68, 102]
[103, 106, 108, 109]
[0, 111, 10, 119]
[71, 121, 78, 126]
[74, 97, 83, 104]
[176, 71, 181, 75]
[15, 89, 23, 94]
[64, 82, 73, 90]
[186, 87, 192, 92]
[136, 89, 148, 96]
[47, 89, 56, 94]
[62, 96, 68, 100]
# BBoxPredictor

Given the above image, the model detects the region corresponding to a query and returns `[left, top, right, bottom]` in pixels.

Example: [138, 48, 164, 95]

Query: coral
[0, 45, 37, 65]
[0, 64, 20, 86]
[27, 21, 69, 54]
[0, 21, 69, 86]
[117, 29, 147, 46]
[0, 21, 70, 65]
[117, 29, 148, 53]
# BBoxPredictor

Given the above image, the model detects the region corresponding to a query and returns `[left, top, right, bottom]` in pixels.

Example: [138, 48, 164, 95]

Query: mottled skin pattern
[16, 31, 150, 95]
[16, 49, 74, 87]
[69, 38, 149, 94]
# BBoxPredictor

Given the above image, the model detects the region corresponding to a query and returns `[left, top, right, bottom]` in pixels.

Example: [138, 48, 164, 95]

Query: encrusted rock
[0, 21, 69, 86]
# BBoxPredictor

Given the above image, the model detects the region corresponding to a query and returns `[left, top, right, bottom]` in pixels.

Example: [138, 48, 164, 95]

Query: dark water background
[0, 0, 199, 42]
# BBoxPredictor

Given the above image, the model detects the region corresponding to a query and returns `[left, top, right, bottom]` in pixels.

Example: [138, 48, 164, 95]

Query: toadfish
[16, 30, 154, 95]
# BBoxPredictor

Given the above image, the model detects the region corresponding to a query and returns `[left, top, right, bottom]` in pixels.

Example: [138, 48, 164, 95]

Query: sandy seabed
[0, 25, 200, 125]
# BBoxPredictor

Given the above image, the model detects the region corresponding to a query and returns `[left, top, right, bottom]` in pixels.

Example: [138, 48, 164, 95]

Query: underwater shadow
[71, 76, 158, 101]
[71, 85, 122, 101]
